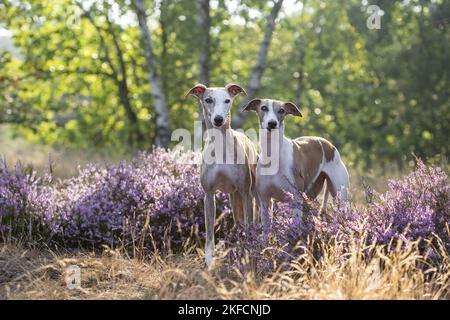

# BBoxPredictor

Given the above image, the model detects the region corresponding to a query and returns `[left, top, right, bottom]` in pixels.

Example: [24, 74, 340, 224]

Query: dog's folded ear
[226, 84, 247, 97]
[242, 99, 261, 112]
[185, 84, 207, 99]
[284, 102, 302, 117]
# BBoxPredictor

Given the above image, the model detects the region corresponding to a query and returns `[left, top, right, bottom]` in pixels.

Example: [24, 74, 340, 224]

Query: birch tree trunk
[134, 0, 171, 148]
[106, 18, 145, 145]
[232, 0, 284, 128]
[76, 2, 144, 146]
[195, 0, 211, 146]
[197, 0, 211, 86]
[294, 0, 308, 104]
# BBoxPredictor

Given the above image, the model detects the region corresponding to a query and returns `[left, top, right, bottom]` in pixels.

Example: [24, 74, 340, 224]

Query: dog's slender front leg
[204, 192, 216, 267]
[242, 193, 253, 227]
[259, 197, 272, 234]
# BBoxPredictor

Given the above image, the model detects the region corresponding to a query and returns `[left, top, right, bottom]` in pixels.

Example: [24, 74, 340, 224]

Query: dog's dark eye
[278, 108, 285, 114]
[205, 98, 213, 104]
[261, 106, 268, 112]
[224, 99, 230, 103]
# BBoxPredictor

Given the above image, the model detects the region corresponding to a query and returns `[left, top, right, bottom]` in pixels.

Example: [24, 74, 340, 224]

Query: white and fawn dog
[186, 84, 258, 266]
[242, 98, 350, 231]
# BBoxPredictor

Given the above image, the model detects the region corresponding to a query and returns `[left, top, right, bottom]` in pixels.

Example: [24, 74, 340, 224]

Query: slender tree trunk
[195, 0, 211, 145]
[107, 19, 144, 145]
[197, 0, 211, 86]
[159, 0, 170, 94]
[232, 0, 284, 128]
[134, 0, 171, 148]
[76, 3, 143, 146]
[117, 79, 143, 145]
[294, 0, 308, 104]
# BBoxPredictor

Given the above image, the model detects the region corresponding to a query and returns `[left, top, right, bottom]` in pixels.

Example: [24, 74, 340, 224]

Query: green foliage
[0, 0, 448, 166]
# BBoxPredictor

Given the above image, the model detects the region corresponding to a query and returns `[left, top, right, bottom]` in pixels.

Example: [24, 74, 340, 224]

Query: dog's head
[185, 84, 246, 128]
[242, 98, 302, 131]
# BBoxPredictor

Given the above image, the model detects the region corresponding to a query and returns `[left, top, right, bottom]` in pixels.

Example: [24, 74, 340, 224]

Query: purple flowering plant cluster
[1, 149, 449, 271]
[226, 160, 449, 272]
[0, 149, 232, 252]
[0, 161, 53, 238]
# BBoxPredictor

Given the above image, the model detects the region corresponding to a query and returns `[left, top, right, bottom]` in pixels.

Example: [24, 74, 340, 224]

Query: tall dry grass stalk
[1, 235, 448, 300]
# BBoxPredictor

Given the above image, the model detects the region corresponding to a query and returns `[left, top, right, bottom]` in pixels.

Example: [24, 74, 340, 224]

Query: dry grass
[0, 243, 161, 299]
[1, 238, 448, 300]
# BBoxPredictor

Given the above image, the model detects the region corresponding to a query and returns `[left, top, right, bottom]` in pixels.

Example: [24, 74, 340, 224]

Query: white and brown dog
[242, 98, 349, 231]
[186, 84, 258, 266]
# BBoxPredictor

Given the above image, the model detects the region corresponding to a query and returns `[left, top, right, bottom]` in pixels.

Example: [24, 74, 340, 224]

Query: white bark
[232, 0, 284, 128]
[195, 0, 211, 146]
[134, 0, 170, 148]
[197, 0, 211, 86]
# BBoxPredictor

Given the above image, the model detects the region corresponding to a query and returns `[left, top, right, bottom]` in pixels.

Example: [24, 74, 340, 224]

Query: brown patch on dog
[292, 137, 323, 191]
[318, 137, 336, 162]
[243, 99, 288, 126]
[308, 172, 327, 199]
[292, 136, 338, 197]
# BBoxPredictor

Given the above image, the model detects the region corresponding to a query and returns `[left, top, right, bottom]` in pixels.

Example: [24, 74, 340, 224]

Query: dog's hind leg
[230, 191, 244, 224]
[306, 172, 327, 214]
[320, 179, 330, 214]
[322, 151, 350, 201]
[204, 192, 216, 267]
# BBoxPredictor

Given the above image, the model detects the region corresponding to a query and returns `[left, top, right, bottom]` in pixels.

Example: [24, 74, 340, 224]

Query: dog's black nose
[214, 116, 224, 126]
[268, 120, 278, 129]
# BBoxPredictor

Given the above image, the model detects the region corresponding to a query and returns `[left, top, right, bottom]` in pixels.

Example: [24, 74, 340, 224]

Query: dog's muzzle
[267, 120, 278, 130]
[213, 116, 224, 127]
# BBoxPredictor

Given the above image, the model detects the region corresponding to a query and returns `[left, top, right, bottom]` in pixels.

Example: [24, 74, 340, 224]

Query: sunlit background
[1, 1, 450, 301]
[0, 0, 449, 175]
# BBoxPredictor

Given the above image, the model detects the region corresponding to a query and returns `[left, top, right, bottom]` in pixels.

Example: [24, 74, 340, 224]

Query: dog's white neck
[203, 108, 234, 165]
[259, 124, 289, 162]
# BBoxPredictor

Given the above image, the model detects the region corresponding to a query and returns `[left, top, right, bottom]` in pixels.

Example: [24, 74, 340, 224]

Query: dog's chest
[200, 134, 249, 193]
[201, 164, 242, 193]
[257, 139, 297, 200]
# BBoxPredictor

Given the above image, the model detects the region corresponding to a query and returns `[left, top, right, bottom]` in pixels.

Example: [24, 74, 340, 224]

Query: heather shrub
[1, 149, 233, 252]
[318, 160, 449, 250]
[224, 193, 326, 273]
[225, 160, 449, 273]
[0, 161, 53, 240]
[368, 161, 449, 248]
[48, 148, 232, 251]
[0, 149, 448, 271]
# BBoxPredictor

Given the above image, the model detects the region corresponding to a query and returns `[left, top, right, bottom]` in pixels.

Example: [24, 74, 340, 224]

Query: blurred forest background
[0, 0, 449, 172]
